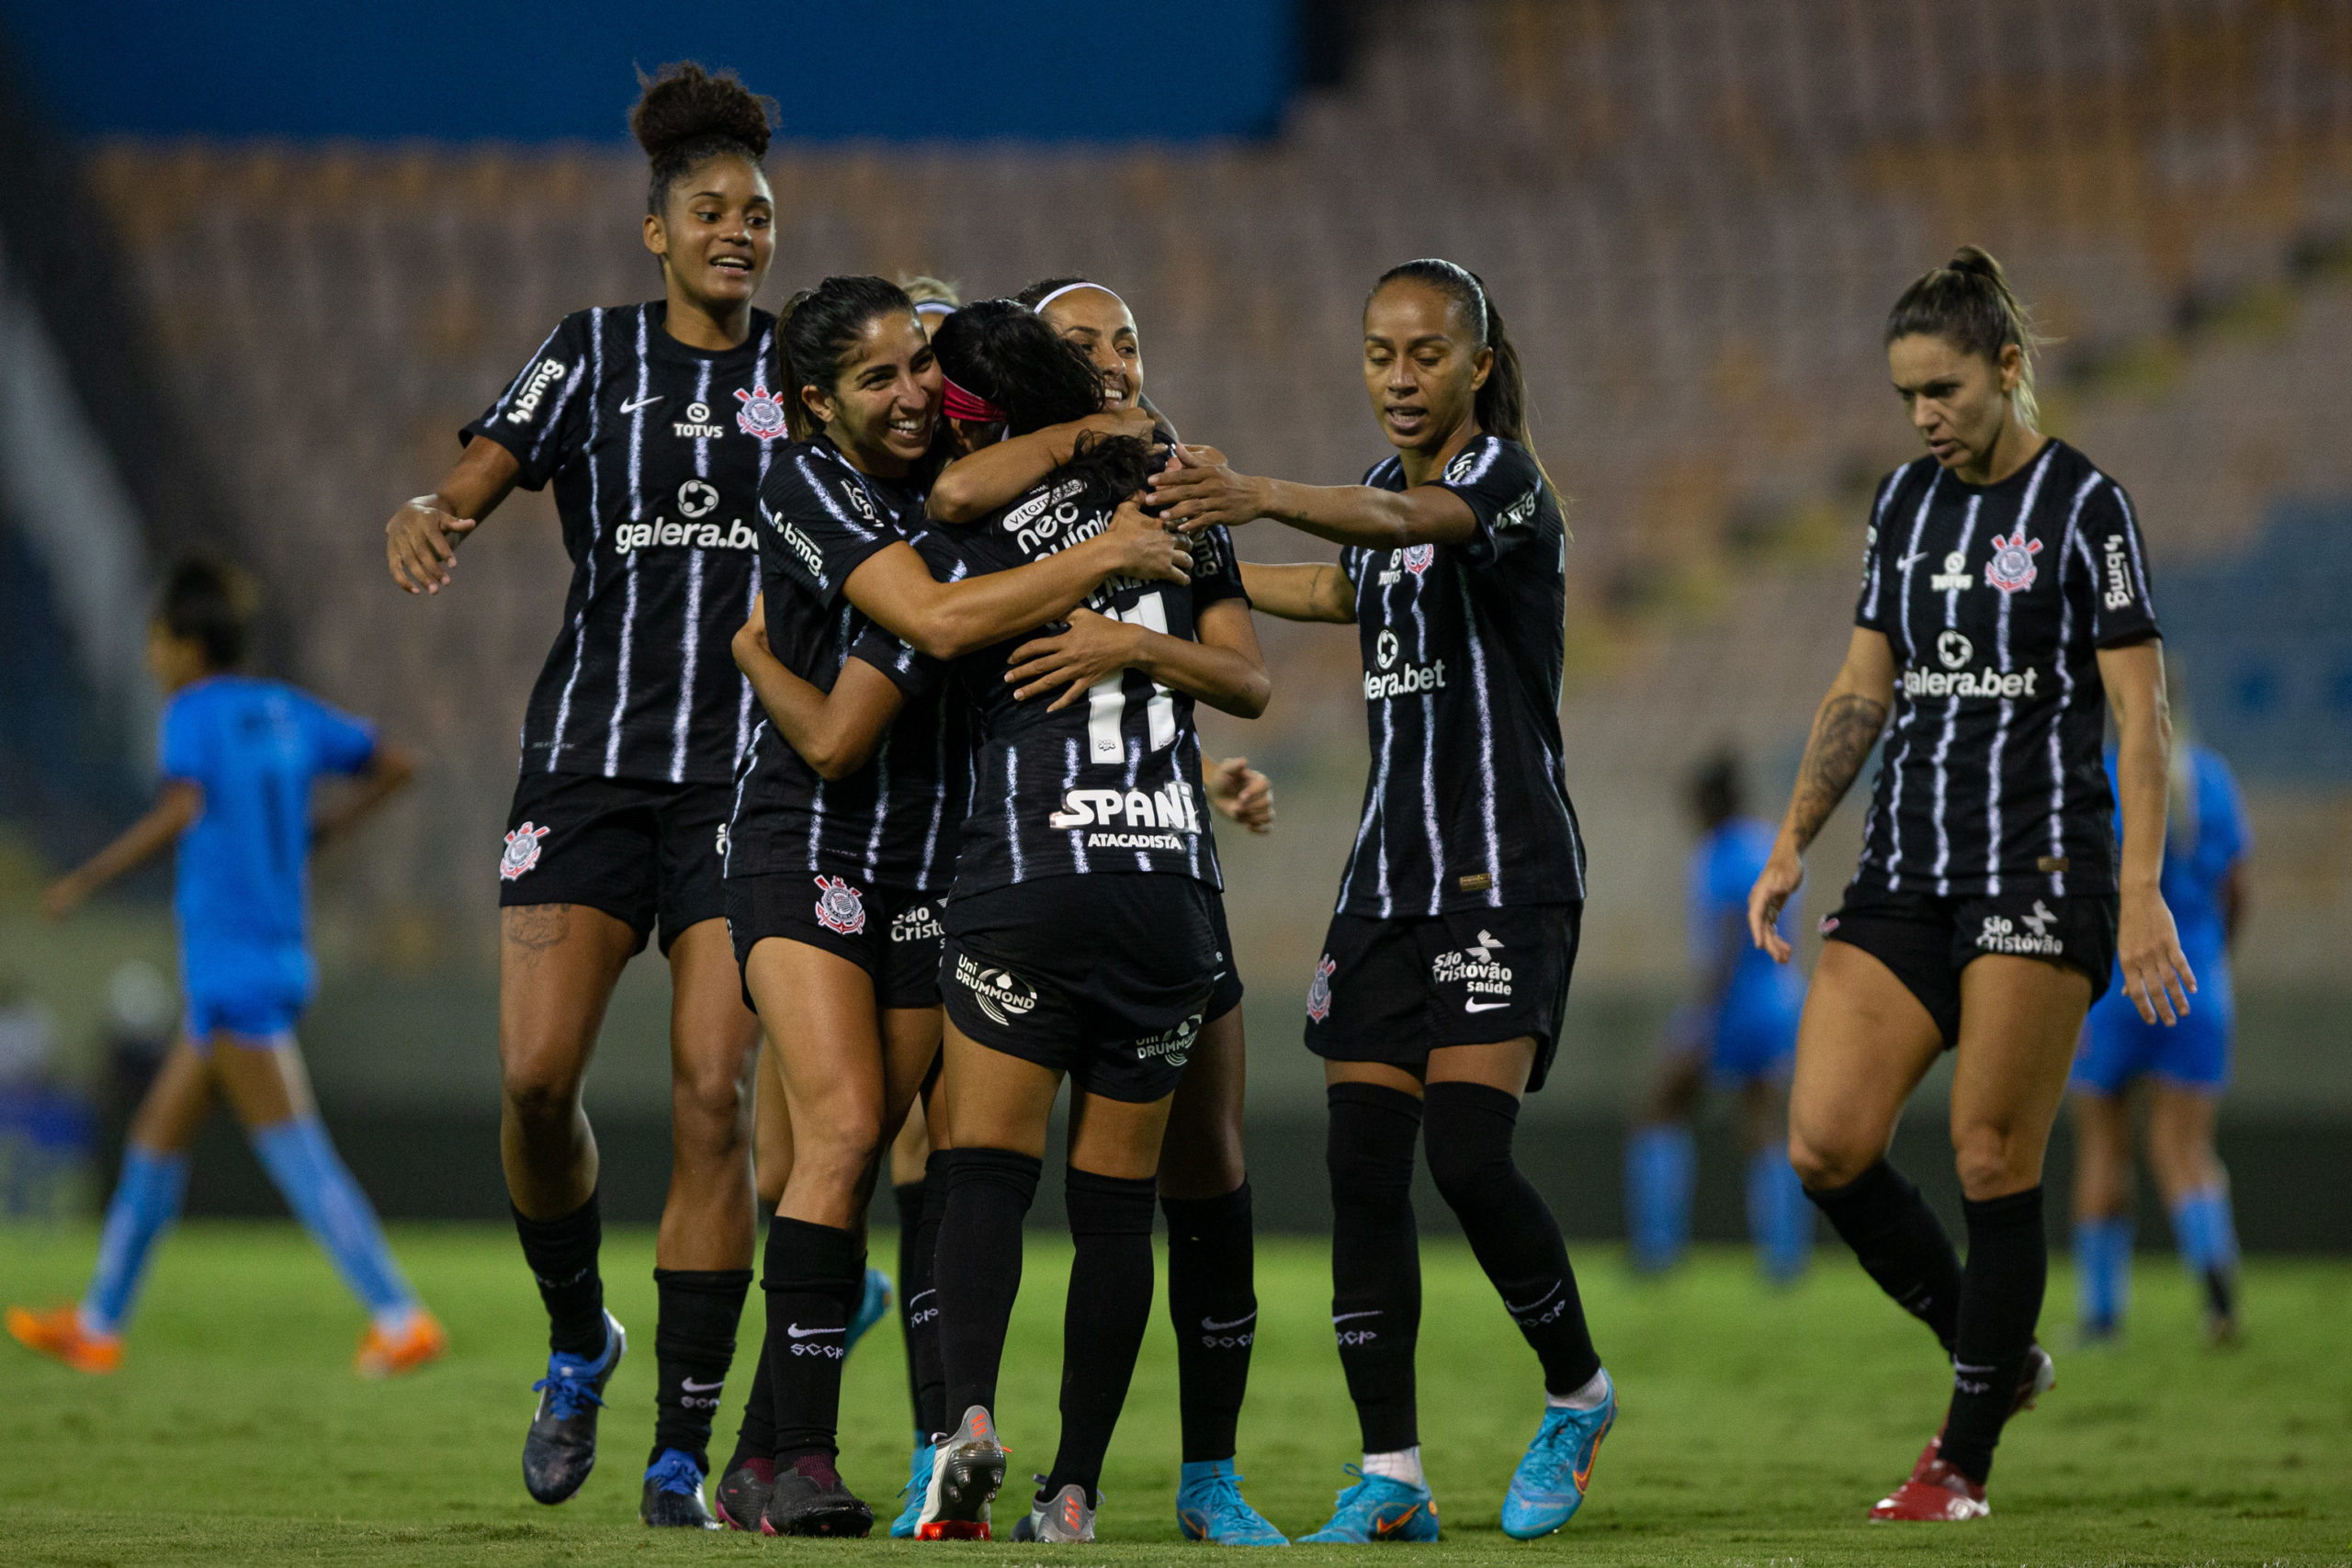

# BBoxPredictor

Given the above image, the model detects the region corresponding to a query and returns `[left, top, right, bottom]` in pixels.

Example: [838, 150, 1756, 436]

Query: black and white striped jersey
[464, 303, 785, 785]
[907, 476, 1249, 901]
[1852, 439, 2160, 898]
[1335, 434, 1585, 918]
[725, 439, 967, 894]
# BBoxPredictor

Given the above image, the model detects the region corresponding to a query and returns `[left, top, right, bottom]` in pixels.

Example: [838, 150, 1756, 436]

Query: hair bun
[630, 61, 776, 163]
[1947, 245, 2003, 281]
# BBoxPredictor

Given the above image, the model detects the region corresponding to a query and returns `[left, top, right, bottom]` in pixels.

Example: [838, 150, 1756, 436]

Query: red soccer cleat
[1871, 1456, 1988, 1521]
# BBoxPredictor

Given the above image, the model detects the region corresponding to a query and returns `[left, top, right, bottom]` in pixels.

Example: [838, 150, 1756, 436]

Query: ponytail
[1885, 245, 2049, 428]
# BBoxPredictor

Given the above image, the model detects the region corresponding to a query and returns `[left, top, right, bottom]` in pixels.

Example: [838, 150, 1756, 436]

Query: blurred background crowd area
[1, 1, 2347, 1225]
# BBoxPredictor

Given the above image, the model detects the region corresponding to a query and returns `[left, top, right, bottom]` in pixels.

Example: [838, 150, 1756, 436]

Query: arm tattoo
[1788, 694, 1887, 850]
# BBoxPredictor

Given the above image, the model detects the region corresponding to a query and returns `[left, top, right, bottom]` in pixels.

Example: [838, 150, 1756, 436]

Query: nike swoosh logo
[680, 1376, 725, 1392]
[786, 1324, 843, 1338]
[1330, 1310, 1380, 1323]
[619, 394, 662, 413]
[1374, 1504, 1423, 1537]
[1464, 999, 1511, 1012]
[1898, 550, 1926, 570]
[1202, 1313, 1257, 1331]
[1503, 1282, 1560, 1315]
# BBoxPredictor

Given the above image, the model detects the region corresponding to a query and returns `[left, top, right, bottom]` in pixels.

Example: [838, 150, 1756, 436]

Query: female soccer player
[1624, 750, 1811, 1280]
[1149, 259, 1615, 1544]
[913, 300, 1269, 1544]
[8, 558, 439, 1379]
[2069, 705, 2250, 1345]
[706, 276, 1194, 1537]
[1745, 247, 2193, 1521]
[382, 63, 780, 1525]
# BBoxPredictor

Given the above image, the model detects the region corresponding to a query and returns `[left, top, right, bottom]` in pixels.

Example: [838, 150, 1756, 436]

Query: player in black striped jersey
[1746, 249, 2194, 1523]
[701, 277, 1193, 1536]
[1150, 261, 1612, 1543]
[910, 300, 1271, 1543]
[380, 64, 786, 1526]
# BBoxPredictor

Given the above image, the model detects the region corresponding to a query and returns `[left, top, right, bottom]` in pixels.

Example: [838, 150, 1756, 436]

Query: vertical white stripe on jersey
[1879, 471, 1941, 886]
[1408, 578, 1444, 914]
[1983, 446, 2055, 895]
[1006, 744, 1028, 881]
[1929, 497, 1984, 894]
[1454, 574, 1504, 908]
[863, 732, 891, 882]
[919, 692, 948, 890]
[1858, 463, 1911, 624]
[2111, 485, 2157, 609]
[725, 719, 764, 879]
[671, 359, 715, 784]
[1122, 735, 1152, 872]
[604, 309, 652, 777]
[736, 332, 779, 773]
[2044, 474, 2102, 898]
[547, 308, 605, 773]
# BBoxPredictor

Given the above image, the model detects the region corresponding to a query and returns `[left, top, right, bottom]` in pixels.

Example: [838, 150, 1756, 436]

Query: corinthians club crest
[812, 875, 866, 935]
[1984, 529, 2043, 596]
[735, 378, 788, 441]
[500, 822, 549, 881]
[1306, 953, 1337, 1022]
[1401, 544, 1435, 576]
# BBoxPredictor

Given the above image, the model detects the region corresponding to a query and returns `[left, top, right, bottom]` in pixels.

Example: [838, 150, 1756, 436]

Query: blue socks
[80, 1146, 190, 1336]
[2169, 1185, 2239, 1281]
[1625, 1124, 1694, 1271]
[249, 1116, 417, 1327]
[1746, 1149, 1813, 1282]
[2073, 1214, 2133, 1332]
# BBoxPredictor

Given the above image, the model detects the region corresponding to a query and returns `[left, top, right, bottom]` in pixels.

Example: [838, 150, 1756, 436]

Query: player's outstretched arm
[1005, 595, 1270, 719]
[1237, 561, 1355, 624]
[312, 742, 417, 848]
[1749, 627, 1895, 962]
[731, 597, 907, 780]
[1204, 754, 1273, 835]
[926, 407, 1159, 524]
[41, 781, 203, 919]
[386, 438, 521, 596]
[1148, 445, 1479, 551]
[842, 500, 1190, 661]
[2102, 637, 2196, 1024]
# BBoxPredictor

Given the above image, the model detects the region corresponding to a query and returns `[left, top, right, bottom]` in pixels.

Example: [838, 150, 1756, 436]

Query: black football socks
[1326, 1083, 1424, 1452]
[1422, 1082, 1602, 1396]
[893, 1177, 928, 1438]
[727, 1331, 775, 1478]
[514, 1191, 606, 1358]
[649, 1267, 752, 1473]
[1939, 1186, 2048, 1483]
[1038, 1168, 1159, 1507]
[1807, 1157, 1964, 1351]
[933, 1146, 1042, 1424]
[1162, 1181, 1258, 1464]
[762, 1216, 859, 1463]
[909, 1155, 952, 1442]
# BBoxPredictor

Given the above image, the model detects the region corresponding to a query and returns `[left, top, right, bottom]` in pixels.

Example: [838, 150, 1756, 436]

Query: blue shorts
[1710, 1010, 1797, 1083]
[2071, 971, 2233, 1095]
[183, 945, 314, 1049]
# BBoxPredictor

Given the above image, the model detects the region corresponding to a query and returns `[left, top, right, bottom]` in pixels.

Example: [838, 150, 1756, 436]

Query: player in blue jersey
[7, 557, 440, 1378]
[2069, 727, 2251, 1344]
[1624, 752, 1812, 1280]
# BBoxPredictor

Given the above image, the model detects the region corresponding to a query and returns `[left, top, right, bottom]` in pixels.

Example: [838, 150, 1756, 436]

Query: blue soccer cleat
[523, 1311, 626, 1505]
[888, 1442, 936, 1539]
[640, 1447, 719, 1529]
[1500, 1373, 1616, 1539]
[846, 1267, 891, 1354]
[1176, 1458, 1288, 1545]
[1298, 1466, 1439, 1544]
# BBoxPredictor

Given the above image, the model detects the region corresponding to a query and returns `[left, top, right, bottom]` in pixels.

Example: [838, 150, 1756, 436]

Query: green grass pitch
[1, 1224, 2345, 1565]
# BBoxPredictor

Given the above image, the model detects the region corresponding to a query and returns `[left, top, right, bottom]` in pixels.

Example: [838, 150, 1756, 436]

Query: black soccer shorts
[1205, 891, 1245, 1021]
[1303, 902, 1581, 1093]
[940, 874, 1218, 1104]
[498, 770, 730, 954]
[1820, 884, 2120, 1047]
[725, 871, 944, 1011]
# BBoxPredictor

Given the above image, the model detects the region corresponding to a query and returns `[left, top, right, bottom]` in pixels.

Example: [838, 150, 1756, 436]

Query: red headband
[941, 376, 1006, 423]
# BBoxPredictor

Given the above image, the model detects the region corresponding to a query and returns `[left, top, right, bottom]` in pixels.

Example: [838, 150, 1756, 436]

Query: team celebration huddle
[16, 59, 2208, 1544]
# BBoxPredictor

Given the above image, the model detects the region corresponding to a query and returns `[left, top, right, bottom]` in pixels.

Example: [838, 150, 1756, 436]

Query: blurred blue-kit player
[2070, 734, 2251, 1344]
[7, 557, 445, 1378]
[1625, 751, 1813, 1280]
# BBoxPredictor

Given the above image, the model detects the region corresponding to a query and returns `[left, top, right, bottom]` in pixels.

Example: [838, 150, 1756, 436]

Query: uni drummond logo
[956, 953, 1037, 1026]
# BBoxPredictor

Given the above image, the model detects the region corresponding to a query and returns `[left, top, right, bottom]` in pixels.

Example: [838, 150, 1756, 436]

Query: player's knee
[673, 1059, 748, 1139]
[792, 1112, 885, 1194]
[1787, 1129, 1866, 1191]
[501, 1063, 584, 1127]
[1158, 1120, 1245, 1201]
[1951, 1124, 2037, 1199]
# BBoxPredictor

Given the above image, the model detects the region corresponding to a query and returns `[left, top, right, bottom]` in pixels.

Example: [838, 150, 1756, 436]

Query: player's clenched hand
[386, 495, 477, 595]
[2117, 881, 2197, 1025]
[1006, 610, 1142, 709]
[1205, 755, 1273, 834]
[1747, 836, 1805, 964]
[1104, 499, 1192, 585]
[1147, 446, 1269, 534]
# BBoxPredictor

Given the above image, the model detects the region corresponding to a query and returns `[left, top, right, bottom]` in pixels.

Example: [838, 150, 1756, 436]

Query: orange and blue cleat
[355, 1309, 448, 1379]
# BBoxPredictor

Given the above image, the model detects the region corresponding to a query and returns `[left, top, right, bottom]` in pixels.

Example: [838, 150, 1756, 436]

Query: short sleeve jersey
[462, 303, 788, 786]
[1335, 434, 1584, 917]
[2100, 742, 2249, 970]
[159, 676, 378, 963]
[1852, 440, 2160, 898]
[906, 475, 1249, 901]
[1690, 817, 1804, 1031]
[725, 440, 967, 894]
